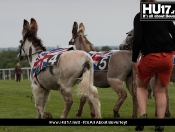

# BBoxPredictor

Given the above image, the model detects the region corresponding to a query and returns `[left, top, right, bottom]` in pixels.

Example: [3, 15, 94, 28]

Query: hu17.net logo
[140, 2, 175, 21]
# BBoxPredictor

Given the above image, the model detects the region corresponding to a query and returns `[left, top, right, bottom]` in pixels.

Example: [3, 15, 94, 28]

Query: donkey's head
[119, 29, 134, 51]
[18, 18, 45, 62]
[69, 22, 94, 52]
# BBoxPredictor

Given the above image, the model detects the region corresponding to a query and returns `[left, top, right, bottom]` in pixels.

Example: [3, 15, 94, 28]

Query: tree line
[0, 50, 29, 69]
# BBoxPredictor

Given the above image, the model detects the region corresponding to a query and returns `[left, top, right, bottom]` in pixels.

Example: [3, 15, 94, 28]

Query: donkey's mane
[23, 31, 46, 51]
[83, 35, 95, 51]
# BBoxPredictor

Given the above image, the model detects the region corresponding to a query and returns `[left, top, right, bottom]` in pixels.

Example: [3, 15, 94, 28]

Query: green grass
[0, 80, 175, 132]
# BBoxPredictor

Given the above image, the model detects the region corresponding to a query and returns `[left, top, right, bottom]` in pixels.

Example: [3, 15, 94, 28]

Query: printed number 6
[99, 56, 108, 70]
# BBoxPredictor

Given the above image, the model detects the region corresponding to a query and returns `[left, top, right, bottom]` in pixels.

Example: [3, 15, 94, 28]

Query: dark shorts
[137, 52, 173, 86]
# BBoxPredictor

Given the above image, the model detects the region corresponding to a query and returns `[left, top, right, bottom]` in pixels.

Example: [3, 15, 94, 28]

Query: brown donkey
[69, 22, 138, 118]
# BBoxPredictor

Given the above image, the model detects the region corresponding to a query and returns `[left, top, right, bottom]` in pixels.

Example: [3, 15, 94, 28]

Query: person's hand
[133, 62, 139, 74]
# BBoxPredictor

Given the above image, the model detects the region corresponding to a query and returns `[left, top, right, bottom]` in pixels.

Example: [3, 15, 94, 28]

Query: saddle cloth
[89, 50, 118, 71]
[32, 46, 75, 77]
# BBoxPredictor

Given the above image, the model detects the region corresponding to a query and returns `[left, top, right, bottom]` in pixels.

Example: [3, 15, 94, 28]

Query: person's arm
[132, 13, 143, 62]
[168, 21, 175, 50]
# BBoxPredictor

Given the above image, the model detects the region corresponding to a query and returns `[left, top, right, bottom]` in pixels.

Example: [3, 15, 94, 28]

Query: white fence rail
[0, 67, 31, 80]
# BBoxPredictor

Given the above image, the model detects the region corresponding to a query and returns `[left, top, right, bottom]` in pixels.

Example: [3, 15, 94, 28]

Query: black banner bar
[140, 2, 175, 21]
[0, 119, 175, 126]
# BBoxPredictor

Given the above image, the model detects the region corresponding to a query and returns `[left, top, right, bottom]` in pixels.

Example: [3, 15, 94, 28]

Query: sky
[0, 0, 174, 48]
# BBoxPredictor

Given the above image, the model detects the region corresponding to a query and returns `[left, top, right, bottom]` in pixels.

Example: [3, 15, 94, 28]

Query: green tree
[0, 50, 30, 69]
[101, 46, 112, 51]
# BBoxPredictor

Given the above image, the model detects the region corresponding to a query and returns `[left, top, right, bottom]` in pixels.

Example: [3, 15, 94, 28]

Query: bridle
[69, 34, 80, 45]
[18, 36, 43, 60]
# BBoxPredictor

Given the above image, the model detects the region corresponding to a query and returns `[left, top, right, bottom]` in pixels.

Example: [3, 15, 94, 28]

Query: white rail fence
[0, 67, 31, 80]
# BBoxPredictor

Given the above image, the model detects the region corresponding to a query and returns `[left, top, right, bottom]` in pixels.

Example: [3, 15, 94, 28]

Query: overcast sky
[0, 0, 173, 48]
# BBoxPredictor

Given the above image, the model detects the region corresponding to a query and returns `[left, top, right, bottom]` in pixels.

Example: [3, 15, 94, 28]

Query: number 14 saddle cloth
[32, 46, 75, 77]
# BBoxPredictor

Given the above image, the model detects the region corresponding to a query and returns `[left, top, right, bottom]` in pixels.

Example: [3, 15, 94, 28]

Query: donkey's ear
[126, 29, 134, 34]
[72, 21, 78, 35]
[79, 23, 85, 35]
[29, 18, 38, 36]
[22, 19, 29, 37]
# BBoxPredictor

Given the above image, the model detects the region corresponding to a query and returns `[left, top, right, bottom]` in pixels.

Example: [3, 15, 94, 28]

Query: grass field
[0, 79, 175, 132]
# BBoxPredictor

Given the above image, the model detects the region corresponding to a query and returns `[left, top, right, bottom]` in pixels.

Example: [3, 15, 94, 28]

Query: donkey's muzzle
[69, 41, 74, 45]
[69, 39, 75, 45]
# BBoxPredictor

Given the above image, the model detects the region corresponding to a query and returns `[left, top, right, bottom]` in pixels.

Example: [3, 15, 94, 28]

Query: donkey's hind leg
[108, 78, 127, 118]
[77, 96, 95, 118]
[87, 99, 96, 118]
[60, 86, 73, 118]
[76, 96, 86, 117]
[31, 84, 51, 119]
[125, 75, 138, 118]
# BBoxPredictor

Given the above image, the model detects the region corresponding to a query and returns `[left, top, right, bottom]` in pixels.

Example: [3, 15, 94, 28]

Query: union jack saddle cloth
[89, 50, 118, 71]
[32, 46, 75, 77]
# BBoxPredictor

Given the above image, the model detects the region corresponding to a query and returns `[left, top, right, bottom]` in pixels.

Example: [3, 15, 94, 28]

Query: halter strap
[19, 37, 43, 58]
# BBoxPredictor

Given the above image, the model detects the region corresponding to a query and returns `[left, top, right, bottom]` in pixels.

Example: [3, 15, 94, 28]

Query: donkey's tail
[77, 55, 101, 118]
[77, 56, 95, 97]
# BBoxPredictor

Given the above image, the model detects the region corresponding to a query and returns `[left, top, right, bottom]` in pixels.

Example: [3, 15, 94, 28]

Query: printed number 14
[48, 55, 57, 65]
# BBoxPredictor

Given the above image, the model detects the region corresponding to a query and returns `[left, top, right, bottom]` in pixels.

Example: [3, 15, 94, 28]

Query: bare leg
[154, 75, 166, 119]
[136, 77, 150, 116]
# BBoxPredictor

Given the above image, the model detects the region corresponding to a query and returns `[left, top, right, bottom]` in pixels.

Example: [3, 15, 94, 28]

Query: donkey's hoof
[76, 110, 82, 117]
[44, 112, 52, 119]
[76, 113, 82, 117]
[113, 110, 120, 118]
[165, 111, 171, 117]
[90, 113, 95, 118]
[132, 114, 137, 118]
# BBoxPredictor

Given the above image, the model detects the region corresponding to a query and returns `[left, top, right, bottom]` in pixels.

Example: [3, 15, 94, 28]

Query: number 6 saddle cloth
[89, 50, 118, 71]
[32, 46, 75, 77]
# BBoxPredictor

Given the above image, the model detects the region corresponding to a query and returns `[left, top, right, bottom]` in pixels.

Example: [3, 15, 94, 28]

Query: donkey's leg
[147, 84, 152, 99]
[87, 99, 96, 118]
[76, 96, 86, 117]
[60, 86, 73, 118]
[165, 87, 170, 117]
[108, 78, 127, 118]
[32, 84, 51, 119]
[125, 75, 138, 118]
[87, 86, 101, 118]
[77, 96, 95, 118]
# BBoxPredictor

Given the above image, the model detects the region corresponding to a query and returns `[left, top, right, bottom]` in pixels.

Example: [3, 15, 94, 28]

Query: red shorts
[137, 52, 173, 86]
